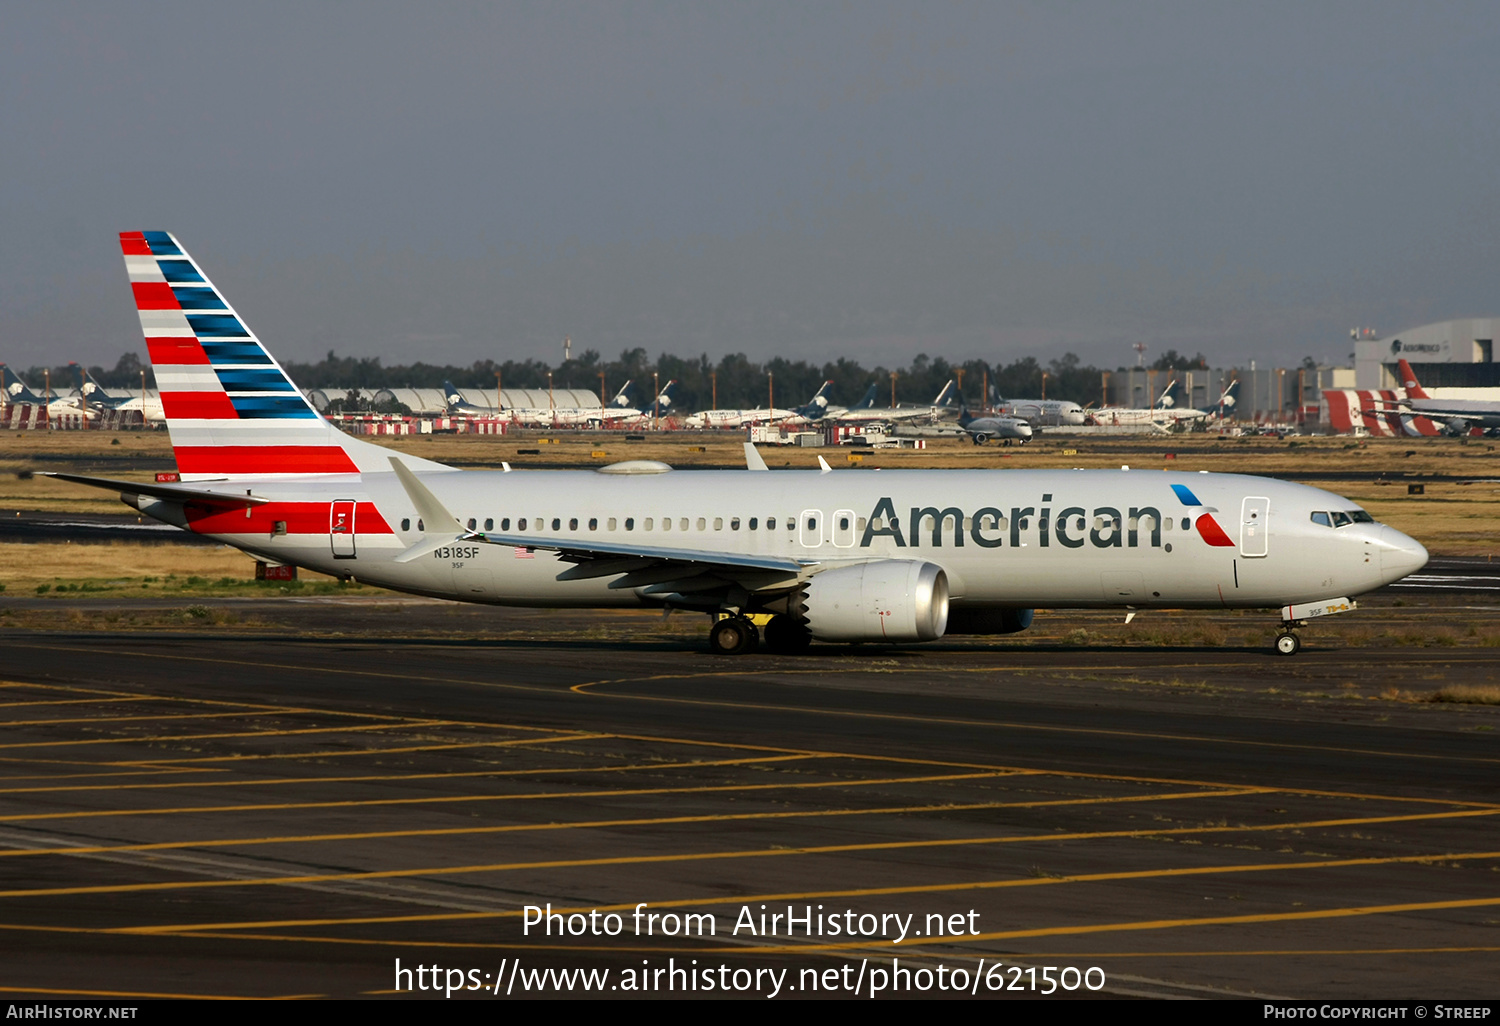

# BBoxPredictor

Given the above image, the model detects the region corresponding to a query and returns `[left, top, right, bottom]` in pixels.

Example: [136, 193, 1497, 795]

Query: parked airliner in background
[1377, 359, 1500, 434]
[991, 392, 1087, 427]
[41, 232, 1429, 658]
[1, 365, 97, 422]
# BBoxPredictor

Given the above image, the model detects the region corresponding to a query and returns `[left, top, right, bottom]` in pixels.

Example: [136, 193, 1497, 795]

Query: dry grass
[0, 540, 348, 596]
[1428, 685, 1500, 705]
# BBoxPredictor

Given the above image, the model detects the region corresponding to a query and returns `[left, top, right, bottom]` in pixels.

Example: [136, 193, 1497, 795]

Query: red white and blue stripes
[121, 231, 361, 479]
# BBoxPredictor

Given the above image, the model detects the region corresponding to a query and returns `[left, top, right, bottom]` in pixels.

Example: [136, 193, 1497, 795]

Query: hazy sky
[4, 2, 1497, 371]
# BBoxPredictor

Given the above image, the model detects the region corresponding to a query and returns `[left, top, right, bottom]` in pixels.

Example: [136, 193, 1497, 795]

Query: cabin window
[730, 518, 740, 530]
[417, 519, 424, 531]
[961, 517, 971, 531]
[1162, 517, 1172, 532]
[697, 518, 706, 531]
[547, 518, 556, 531]
[749, 517, 758, 530]
[518, 518, 527, 530]
[644, 518, 654, 530]
[870, 516, 882, 530]
[1181, 517, 1190, 530]
[856, 517, 866, 533]
[714, 517, 724, 530]
[501, 518, 511, 531]
[839, 515, 851, 531]
[679, 518, 689, 531]
[484, 518, 493, 532]
[569, 517, 578, 531]
[1311, 511, 1332, 527]
[662, 517, 671, 531]
[767, 517, 777, 530]
[1127, 517, 1139, 531]
[588, 518, 598, 531]
[467, 518, 476, 530]
[608, 518, 617, 531]
[401, 518, 410, 531]
[625, 517, 635, 530]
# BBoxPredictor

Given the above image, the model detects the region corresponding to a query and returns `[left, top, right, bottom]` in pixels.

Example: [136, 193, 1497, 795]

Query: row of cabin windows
[397, 515, 852, 533]
[396, 512, 1192, 535]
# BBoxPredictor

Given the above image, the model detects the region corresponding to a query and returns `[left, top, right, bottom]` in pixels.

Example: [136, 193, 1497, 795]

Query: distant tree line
[22, 347, 1211, 409]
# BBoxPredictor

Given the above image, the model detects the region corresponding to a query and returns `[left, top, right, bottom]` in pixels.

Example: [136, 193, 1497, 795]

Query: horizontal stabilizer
[32, 471, 269, 509]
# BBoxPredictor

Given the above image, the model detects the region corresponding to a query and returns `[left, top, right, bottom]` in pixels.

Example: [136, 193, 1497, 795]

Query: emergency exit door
[330, 500, 357, 558]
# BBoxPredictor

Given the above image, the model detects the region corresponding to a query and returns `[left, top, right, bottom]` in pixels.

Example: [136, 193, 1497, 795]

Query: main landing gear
[709, 615, 758, 655]
[708, 613, 812, 655]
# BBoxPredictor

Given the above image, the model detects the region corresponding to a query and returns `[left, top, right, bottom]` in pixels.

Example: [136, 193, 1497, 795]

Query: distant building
[1355, 318, 1500, 391]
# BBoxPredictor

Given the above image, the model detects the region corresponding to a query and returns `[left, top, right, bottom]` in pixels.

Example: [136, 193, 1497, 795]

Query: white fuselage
[162, 467, 1426, 615]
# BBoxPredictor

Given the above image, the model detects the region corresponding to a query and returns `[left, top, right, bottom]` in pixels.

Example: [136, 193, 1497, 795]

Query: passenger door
[1240, 496, 1269, 558]
[330, 500, 357, 559]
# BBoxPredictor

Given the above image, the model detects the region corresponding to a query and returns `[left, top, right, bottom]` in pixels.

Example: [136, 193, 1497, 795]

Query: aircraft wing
[29, 471, 270, 509]
[387, 457, 812, 605]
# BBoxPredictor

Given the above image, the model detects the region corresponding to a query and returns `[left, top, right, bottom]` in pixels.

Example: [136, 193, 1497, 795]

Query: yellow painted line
[0, 984, 320, 1000]
[604, 731, 1500, 812]
[2, 788, 1256, 858]
[569, 670, 1500, 766]
[0, 753, 819, 795]
[3, 807, 1495, 901]
[0, 709, 294, 728]
[150, 895, 1500, 956]
[0, 770, 1012, 823]
[0, 718, 454, 751]
[0, 696, 180, 710]
[105, 732, 609, 766]
[98, 848, 1500, 937]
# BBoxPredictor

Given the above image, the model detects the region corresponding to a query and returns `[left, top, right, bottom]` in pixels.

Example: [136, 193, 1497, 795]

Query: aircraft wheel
[1274, 632, 1300, 656]
[709, 616, 758, 655]
[763, 614, 811, 654]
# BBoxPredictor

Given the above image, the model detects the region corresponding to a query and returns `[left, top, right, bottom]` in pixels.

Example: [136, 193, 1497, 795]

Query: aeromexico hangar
[1356, 318, 1500, 393]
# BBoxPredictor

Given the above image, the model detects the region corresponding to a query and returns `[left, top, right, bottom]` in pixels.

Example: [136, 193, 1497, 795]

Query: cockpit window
[1348, 510, 1374, 523]
[1331, 511, 1353, 528]
[1311, 511, 1332, 527]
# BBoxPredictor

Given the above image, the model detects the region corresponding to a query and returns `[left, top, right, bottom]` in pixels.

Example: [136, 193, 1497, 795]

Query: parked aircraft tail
[0, 365, 43, 404]
[852, 382, 879, 410]
[794, 380, 835, 420]
[1396, 359, 1431, 399]
[932, 379, 959, 407]
[121, 231, 451, 481]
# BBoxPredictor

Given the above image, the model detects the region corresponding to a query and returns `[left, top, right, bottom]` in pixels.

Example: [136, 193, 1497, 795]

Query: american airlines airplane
[43, 232, 1429, 658]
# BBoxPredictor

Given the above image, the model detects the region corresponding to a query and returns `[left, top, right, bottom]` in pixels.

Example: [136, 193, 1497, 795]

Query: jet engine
[798, 560, 949, 643]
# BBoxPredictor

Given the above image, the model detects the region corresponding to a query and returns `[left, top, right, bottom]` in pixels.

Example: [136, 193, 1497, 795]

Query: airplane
[1198, 378, 1240, 420]
[41, 231, 1430, 661]
[68, 362, 166, 425]
[0, 365, 96, 422]
[990, 390, 1087, 427]
[443, 379, 671, 427]
[825, 380, 961, 424]
[1374, 359, 1500, 435]
[682, 381, 827, 430]
[599, 380, 680, 427]
[953, 404, 1033, 445]
[1089, 378, 1204, 427]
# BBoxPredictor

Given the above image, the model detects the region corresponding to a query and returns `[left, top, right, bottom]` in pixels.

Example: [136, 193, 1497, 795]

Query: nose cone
[1378, 526, 1429, 584]
[1019, 423, 1033, 438]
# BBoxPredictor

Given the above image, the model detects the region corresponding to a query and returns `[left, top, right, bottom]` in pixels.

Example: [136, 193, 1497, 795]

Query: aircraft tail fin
[610, 380, 634, 408]
[855, 382, 878, 409]
[932, 379, 958, 407]
[120, 231, 452, 481]
[1397, 359, 1430, 399]
[0, 365, 42, 405]
[654, 379, 678, 411]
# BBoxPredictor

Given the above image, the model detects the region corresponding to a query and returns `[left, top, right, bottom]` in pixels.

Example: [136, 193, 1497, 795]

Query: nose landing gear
[1274, 631, 1301, 656]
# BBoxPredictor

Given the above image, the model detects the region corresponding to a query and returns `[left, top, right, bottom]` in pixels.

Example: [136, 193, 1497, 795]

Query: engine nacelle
[799, 560, 949, 643]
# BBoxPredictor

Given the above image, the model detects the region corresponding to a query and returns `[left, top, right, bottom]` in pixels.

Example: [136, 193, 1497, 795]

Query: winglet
[389, 457, 463, 535]
[744, 442, 769, 472]
[817, 455, 832, 474]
